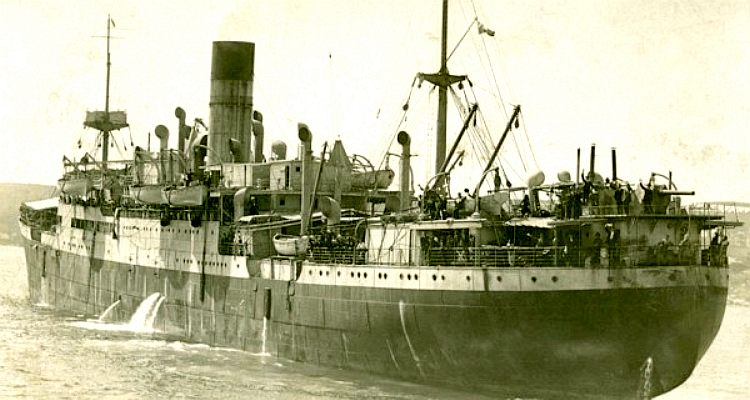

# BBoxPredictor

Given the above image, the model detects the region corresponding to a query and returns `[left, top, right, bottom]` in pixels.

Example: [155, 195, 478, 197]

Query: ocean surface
[1, 244, 748, 399]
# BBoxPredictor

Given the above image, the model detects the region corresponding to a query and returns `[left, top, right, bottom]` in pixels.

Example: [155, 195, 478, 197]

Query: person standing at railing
[720, 234, 730, 266]
[591, 232, 602, 267]
[622, 184, 632, 214]
[640, 182, 654, 214]
[678, 227, 690, 264]
[521, 194, 531, 217]
[710, 231, 721, 266]
[605, 225, 620, 267]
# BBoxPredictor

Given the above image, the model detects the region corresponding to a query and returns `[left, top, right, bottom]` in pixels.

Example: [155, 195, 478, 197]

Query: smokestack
[611, 147, 617, 181]
[253, 110, 264, 163]
[298, 123, 313, 235]
[576, 147, 581, 184]
[175, 107, 186, 153]
[589, 143, 596, 181]
[207, 41, 255, 165]
[397, 131, 411, 212]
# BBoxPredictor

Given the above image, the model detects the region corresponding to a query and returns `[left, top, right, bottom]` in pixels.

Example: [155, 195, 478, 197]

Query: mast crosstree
[83, 15, 128, 170]
[417, 0, 466, 176]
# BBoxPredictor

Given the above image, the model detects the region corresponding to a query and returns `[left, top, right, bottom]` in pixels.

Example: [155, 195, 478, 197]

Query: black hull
[23, 240, 727, 399]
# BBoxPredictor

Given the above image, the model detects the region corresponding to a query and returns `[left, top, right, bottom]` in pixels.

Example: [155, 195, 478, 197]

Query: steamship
[19, 7, 739, 399]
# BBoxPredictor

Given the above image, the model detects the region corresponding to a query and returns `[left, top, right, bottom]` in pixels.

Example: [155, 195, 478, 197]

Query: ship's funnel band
[209, 96, 254, 106]
[211, 41, 255, 81]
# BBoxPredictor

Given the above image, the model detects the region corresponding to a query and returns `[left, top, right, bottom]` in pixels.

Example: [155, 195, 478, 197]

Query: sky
[2, 0, 749, 203]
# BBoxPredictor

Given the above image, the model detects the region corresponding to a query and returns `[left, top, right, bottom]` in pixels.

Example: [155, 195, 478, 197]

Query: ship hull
[23, 239, 727, 399]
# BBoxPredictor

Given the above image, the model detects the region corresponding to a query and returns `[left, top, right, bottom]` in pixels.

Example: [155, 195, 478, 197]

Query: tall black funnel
[207, 41, 255, 165]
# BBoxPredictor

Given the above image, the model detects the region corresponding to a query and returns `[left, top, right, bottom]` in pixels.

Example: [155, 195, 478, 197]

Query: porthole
[364, 272, 368, 278]
[531, 276, 537, 283]
[357, 272, 361, 278]
[414, 274, 418, 280]
[441, 275, 445, 280]
[350, 272, 354, 278]
[466, 275, 471, 281]
[407, 274, 411, 280]
[308, 270, 312, 275]
[399, 273, 404, 280]
[384, 273, 388, 279]
[432, 274, 437, 281]
[319, 270, 323, 276]
[337, 271, 341, 277]
[496, 276, 502, 282]
[378, 273, 382, 279]
[551, 276, 558, 283]
[326, 271, 330, 276]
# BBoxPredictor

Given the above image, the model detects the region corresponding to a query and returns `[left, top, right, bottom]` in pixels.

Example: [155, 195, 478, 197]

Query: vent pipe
[271, 141, 287, 160]
[611, 147, 617, 181]
[589, 144, 596, 181]
[155, 125, 169, 150]
[175, 107, 186, 153]
[253, 111, 264, 163]
[298, 123, 313, 235]
[155, 125, 169, 184]
[397, 131, 411, 212]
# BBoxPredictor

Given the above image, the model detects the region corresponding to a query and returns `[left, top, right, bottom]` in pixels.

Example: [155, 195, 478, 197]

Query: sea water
[1, 245, 747, 399]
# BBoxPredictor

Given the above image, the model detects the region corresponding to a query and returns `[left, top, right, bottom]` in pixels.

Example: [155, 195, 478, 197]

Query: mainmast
[418, 0, 466, 176]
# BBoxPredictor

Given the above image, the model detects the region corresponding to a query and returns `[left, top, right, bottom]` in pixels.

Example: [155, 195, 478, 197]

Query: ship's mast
[101, 14, 113, 170]
[83, 16, 128, 170]
[418, 0, 466, 176]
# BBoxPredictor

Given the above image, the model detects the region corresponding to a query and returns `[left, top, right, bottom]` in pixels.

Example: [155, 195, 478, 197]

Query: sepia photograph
[1, 1, 749, 398]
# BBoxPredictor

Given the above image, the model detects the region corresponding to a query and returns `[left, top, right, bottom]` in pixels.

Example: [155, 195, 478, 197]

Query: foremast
[82, 15, 128, 170]
[102, 14, 112, 168]
[417, 0, 466, 177]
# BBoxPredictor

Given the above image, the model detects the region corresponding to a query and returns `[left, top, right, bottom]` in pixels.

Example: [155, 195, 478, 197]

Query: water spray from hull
[98, 299, 121, 322]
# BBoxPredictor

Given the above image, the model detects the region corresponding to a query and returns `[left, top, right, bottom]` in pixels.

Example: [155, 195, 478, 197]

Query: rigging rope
[461, 0, 509, 119]
[519, 110, 539, 170]
[374, 78, 418, 172]
[447, 17, 478, 63]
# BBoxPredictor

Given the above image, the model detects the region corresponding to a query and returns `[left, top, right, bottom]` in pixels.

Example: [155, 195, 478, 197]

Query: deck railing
[301, 243, 726, 269]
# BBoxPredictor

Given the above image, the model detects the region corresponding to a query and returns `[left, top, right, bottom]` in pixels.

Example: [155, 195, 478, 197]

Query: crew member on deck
[710, 231, 721, 266]
[521, 194, 531, 217]
[720, 234, 730, 266]
[591, 232, 602, 267]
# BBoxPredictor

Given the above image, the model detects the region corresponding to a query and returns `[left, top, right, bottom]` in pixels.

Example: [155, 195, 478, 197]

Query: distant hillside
[0, 183, 56, 246]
